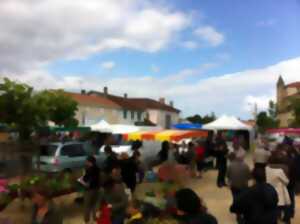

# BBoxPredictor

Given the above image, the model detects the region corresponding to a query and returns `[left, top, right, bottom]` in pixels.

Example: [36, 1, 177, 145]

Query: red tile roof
[107, 95, 145, 111]
[88, 91, 180, 113]
[50, 90, 121, 108]
[286, 82, 300, 88]
[242, 121, 256, 127]
[129, 98, 181, 113]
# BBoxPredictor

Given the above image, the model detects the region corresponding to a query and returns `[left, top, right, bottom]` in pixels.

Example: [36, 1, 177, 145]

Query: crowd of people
[25, 133, 300, 224]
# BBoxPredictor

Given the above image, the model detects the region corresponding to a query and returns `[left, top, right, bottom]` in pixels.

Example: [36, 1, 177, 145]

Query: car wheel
[63, 168, 72, 173]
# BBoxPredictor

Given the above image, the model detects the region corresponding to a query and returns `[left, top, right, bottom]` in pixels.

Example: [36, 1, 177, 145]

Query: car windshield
[40, 145, 58, 156]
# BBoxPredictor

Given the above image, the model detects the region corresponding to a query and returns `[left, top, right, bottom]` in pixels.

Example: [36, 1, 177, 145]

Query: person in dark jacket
[215, 142, 229, 187]
[29, 185, 63, 224]
[81, 155, 100, 224]
[230, 167, 279, 224]
[175, 188, 218, 224]
[103, 145, 119, 175]
[119, 152, 138, 193]
[227, 152, 251, 224]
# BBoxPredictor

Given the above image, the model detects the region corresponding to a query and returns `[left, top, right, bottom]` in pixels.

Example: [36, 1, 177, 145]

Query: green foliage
[0, 78, 78, 139]
[268, 100, 278, 120]
[186, 112, 216, 124]
[47, 90, 78, 126]
[256, 111, 280, 133]
[256, 100, 280, 133]
[288, 97, 300, 127]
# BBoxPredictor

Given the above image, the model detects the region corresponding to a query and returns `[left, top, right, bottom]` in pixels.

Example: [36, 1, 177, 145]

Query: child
[97, 199, 112, 224]
[127, 200, 144, 224]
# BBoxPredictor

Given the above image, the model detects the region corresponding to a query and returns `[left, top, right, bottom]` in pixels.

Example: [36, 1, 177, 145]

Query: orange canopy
[122, 130, 208, 142]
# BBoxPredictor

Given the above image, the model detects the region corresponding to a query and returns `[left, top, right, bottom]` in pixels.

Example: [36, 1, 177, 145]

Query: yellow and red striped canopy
[122, 130, 208, 142]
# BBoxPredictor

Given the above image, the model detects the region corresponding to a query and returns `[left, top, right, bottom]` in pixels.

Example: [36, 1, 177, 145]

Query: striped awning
[122, 130, 208, 142]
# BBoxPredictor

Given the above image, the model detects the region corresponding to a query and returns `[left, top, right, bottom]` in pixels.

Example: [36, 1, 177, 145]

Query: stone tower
[277, 75, 285, 113]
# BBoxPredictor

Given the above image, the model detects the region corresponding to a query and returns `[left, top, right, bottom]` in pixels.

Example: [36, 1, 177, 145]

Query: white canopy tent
[202, 115, 252, 131]
[90, 120, 112, 132]
[90, 120, 162, 134]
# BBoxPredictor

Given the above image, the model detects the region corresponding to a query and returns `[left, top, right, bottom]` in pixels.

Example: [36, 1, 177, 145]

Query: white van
[98, 135, 162, 165]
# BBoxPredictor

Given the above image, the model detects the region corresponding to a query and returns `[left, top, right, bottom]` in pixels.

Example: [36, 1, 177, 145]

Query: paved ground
[1, 155, 300, 224]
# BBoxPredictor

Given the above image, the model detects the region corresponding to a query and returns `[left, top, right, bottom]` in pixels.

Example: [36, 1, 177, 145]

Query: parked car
[33, 141, 106, 173]
[98, 135, 162, 166]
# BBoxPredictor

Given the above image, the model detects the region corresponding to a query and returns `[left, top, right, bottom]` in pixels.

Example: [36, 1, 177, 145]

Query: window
[123, 110, 127, 119]
[73, 145, 86, 157]
[165, 114, 171, 129]
[137, 112, 142, 121]
[61, 144, 85, 157]
[60, 145, 73, 157]
[40, 145, 57, 156]
[131, 111, 135, 120]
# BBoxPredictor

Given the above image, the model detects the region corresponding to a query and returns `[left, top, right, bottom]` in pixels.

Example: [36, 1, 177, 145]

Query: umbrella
[123, 130, 208, 142]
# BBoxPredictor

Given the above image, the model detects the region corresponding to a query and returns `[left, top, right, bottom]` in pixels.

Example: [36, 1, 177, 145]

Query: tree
[186, 112, 216, 124]
[288, 97, 300, 127]
[0, 78, 78, 140]
[268, 100, 278, 120]
[47, 90, 78, 127]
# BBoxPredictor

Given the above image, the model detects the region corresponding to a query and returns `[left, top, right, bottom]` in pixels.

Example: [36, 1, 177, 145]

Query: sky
[0, 0, 300, 119]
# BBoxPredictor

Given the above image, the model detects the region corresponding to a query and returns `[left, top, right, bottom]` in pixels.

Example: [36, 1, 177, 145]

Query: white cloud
[195, 26, 224, 46]
[2, 57, 300, 119]
[181, 41, 198, 50]
[257, 19, 277, 26]
[0, 0, 190, 74]
[243, 95, 275, 112]
[151, 64, 159, 73]
[101, 61, 115, 69]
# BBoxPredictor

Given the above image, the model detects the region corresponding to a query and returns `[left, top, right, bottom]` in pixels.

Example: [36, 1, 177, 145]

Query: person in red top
[195, 141, 205, 178]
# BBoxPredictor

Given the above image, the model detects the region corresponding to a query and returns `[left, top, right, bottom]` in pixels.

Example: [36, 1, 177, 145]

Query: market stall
[202, 115, 254, 151]
[122, 129, 208, 142]
[267, 129, 300, 134]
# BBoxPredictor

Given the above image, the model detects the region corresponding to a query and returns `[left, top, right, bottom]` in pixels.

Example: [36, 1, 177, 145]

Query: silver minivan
[34, 141, 106, 173]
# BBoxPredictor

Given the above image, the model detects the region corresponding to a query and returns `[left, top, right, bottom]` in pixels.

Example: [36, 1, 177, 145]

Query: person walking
[227, 152, 251, 224]
[97, 178, 128, 224]
[119, 152, 138, 193]
[230, 167, 279, 224]
[79, 156, 101, 224]
[195, 141, 205, 178]
[253, 142, 271, 169]
[103, 145, 120, 180]
[29, 185, 63, 224]
[215, 142, 229, 187]
[266, 165, 291, 224]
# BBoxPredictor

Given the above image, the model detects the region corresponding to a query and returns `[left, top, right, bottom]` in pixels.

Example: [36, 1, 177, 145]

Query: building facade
[89, 88, 181, 129]
[53, 87, 181, 128]
[277, 76, 300, 127]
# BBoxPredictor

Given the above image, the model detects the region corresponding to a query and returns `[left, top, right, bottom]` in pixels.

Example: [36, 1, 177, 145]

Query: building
[89, 87, 181, 129]
[277, 76, 300, 127]
[51, 87, 181, 128]
[59, 90, 123, 126]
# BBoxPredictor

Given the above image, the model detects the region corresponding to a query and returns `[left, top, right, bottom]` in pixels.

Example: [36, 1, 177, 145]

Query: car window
[60, 144, 86, 157]
[60, 145, 74, 157]
[40, 145, 58, 156]
[73, 144, 86, 157]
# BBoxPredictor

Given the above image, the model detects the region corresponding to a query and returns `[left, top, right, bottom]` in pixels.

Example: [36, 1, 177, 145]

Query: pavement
[1, 155, 300, 224]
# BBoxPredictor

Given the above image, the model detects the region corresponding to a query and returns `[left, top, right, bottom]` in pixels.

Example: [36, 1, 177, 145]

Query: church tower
[277, 75, 285, 113]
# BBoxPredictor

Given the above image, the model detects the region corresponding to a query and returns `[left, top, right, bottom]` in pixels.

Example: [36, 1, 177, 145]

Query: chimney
[159, 98, 165, 104]
[124, 93, 128, 98]
[170, 101, 174, 107]
[81, 89, 86, 95]
[104, 87, 108, 96]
